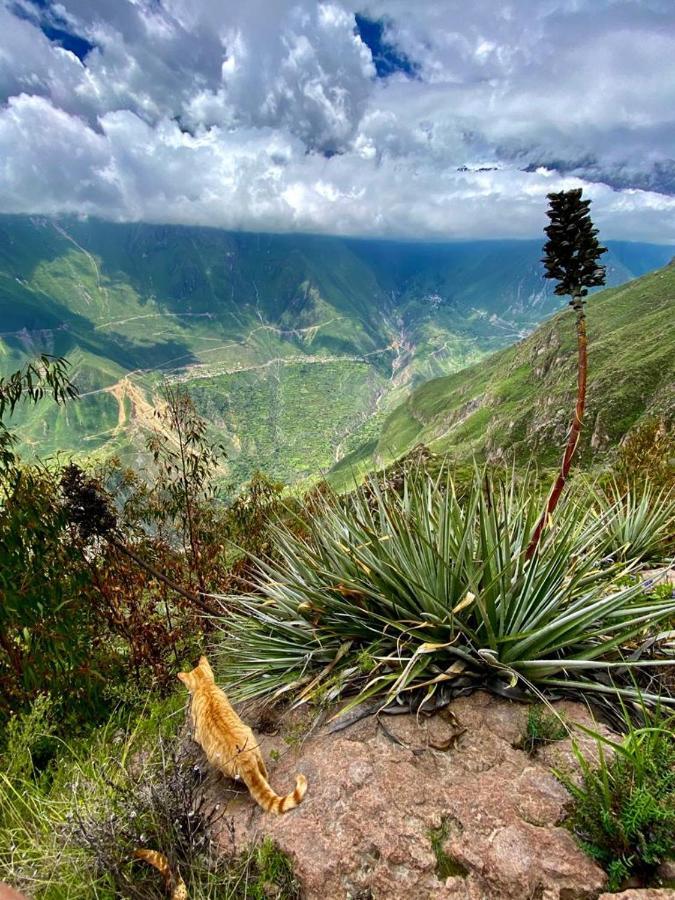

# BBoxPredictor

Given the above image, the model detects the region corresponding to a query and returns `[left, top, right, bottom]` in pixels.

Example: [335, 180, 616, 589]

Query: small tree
[0, 356, 102, 722]
[146, 383, 226, 594]
[526, 188, 607, 558]
[0, 355, 77, 479]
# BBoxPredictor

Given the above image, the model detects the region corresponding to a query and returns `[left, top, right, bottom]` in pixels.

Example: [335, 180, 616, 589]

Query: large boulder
[206, 691, 620, 899]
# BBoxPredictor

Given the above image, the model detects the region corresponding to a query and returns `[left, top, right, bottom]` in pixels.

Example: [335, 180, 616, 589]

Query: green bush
[612, 418, 675, 493]
[0, 464, 117, 728]
[559, 707, 675, 891]
[214, 468, 675, 711]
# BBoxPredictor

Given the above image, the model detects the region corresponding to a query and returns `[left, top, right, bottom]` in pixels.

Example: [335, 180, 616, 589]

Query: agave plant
[527, 188, 607, 558]
[589, 480, 675, 563]
[214, 469, 675, 711]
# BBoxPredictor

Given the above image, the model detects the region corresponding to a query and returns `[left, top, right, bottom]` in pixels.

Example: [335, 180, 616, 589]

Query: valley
[1, 215, 672, 485]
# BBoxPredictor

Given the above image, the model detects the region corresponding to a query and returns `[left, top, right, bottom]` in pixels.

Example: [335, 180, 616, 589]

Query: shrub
[614, 418, 675, 493]
[214, 468, 675, 712]
[0, 463, 116, 728]
[559, 706, 675, 891]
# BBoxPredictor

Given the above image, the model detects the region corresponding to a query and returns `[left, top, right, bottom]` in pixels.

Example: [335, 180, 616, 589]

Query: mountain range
[0, 214, 672, 485]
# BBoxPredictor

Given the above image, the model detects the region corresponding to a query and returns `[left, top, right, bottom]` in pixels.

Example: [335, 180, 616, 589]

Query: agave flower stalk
[526, 189, 607, 559]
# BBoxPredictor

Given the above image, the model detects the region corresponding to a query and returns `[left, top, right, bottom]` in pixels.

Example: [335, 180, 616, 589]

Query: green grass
[519, 705, 568, 755]
[558, 704, 675, 891]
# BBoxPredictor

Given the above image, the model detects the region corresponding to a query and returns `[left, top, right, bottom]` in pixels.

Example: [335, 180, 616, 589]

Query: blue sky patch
[355, 14, 419, 79]
[13, 0, 95, 61]
[40, 23, 95, 60]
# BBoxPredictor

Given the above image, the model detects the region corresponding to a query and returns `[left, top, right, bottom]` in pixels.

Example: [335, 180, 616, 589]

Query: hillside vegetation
[331, 260, 675, 487]
[1, 215, 670, 485]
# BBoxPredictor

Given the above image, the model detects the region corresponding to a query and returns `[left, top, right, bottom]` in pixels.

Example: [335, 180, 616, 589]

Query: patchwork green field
[1, 215, 671, 484]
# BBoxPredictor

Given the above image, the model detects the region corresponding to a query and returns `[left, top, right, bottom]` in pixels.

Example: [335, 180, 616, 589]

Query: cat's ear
[199, 656, 215, 680]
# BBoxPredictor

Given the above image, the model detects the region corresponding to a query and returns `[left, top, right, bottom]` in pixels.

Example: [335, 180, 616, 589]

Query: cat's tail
[276, 773, 308, 814]
[133, 848, 188, 900]
[246, 768, 308, 815]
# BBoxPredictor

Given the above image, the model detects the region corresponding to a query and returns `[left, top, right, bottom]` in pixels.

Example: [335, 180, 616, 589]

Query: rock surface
[203, 691, 635, 899]
[0, 886, 29, 900]
[599, 892, 675, 899]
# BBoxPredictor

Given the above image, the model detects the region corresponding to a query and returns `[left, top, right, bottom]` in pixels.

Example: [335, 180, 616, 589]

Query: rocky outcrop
[203, 692, 647, 900]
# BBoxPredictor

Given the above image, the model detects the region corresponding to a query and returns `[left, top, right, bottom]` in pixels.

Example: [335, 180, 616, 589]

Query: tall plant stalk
[527, 292, 587, 557]
[526, 189, 606, 560]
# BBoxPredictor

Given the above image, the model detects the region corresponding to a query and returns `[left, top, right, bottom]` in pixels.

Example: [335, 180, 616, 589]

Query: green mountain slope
[331, 262, 675, 487]
[1, 215, 671, 485]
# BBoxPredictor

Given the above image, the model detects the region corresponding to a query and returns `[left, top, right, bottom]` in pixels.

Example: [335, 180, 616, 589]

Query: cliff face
[197, 692, 623, 900]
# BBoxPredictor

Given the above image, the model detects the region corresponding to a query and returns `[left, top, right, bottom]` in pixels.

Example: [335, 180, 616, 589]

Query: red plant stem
[526, 298, 587, 560]
[108, 535, 217, 615]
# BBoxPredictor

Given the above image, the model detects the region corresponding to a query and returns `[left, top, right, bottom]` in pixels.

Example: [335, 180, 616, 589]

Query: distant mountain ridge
[329, 262, 675, 487]
[0, 214, 671, 484]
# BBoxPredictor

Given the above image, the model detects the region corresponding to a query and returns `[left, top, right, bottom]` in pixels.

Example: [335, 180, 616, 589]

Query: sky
[1, 0, 674, 242]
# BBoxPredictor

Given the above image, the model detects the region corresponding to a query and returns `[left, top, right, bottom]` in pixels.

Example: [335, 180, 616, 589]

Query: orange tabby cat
[178, 656, 307, 814]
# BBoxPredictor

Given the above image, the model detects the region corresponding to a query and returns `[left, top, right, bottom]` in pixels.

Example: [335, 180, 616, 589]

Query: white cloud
[0, 94, 118, 214]
[182, 3, 374, 151]
[0, 0, 674, 241]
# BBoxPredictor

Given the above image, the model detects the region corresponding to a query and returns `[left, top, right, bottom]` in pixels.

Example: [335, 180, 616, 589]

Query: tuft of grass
[246, 837, 301, 900]
[646, 581, 674, 603]
[518, 705, 568, 756]
[558, 704, 675, 892]
[214, 468, 675, 713]
[428, 817, 468, 880]
[282, 722, 310, 750]
[1, 693, 57, 781]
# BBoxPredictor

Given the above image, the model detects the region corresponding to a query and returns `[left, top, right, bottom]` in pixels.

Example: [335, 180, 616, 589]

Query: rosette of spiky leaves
[542, 188, 607, 302]
[589, 479, 675, 564]
[213, 469, 675, 712]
